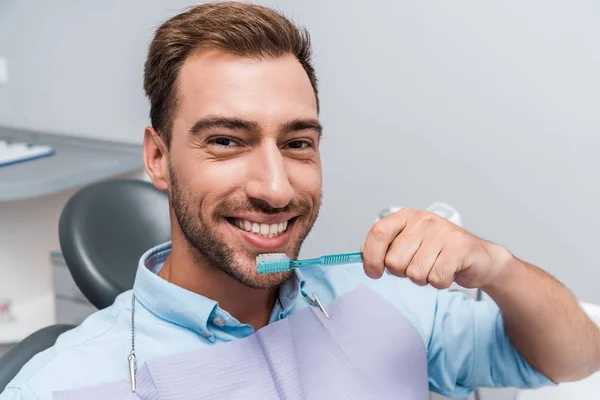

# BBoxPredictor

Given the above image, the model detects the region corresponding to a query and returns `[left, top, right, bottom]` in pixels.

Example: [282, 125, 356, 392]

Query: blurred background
[0, 1, 599, 399]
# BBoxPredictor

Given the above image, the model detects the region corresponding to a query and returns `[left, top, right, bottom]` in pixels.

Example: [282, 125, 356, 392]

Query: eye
[286, 140, 313, 150]
[210, 137, 239, 148]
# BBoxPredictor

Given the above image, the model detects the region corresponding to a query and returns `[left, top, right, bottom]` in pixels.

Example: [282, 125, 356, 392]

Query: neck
[158, 235, 278, 331]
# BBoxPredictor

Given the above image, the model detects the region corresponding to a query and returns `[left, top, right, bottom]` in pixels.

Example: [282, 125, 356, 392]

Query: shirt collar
[132, 242, 303, 339]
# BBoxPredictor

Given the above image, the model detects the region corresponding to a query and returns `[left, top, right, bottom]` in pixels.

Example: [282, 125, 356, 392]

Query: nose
[245, 141, 294, 209]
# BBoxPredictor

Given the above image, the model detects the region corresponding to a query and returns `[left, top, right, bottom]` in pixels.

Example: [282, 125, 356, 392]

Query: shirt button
[201, 330, 211, 339]
[213, 317, 225, 327]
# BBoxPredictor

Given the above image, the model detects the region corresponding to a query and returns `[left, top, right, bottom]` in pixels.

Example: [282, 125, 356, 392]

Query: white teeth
[232, 218, 290, 238]
[260, 224, 269, 235]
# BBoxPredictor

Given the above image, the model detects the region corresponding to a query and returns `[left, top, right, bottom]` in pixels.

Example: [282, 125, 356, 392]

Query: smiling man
[155, 45, 324, 329]
[2, 2, 600, 399]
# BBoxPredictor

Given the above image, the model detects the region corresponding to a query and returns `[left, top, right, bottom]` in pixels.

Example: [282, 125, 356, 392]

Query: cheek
[287, 160, 322, 203]
[175, 152, 247, 204]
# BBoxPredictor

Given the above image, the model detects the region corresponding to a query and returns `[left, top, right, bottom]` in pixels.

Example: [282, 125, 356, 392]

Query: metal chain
[131, 293, 136, 355]
[128, 293, 137, 392]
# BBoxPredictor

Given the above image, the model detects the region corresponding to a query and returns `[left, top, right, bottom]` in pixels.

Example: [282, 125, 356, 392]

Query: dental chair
[0, 179, 170, 392]
[58, 179, 170, 310]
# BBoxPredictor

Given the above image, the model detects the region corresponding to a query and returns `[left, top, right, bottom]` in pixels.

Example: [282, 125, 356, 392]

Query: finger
[362, 211, 410, 279]
[427, 250, 457, 289]
[383, 230, 421, 278]
[405, 241, 442, 286]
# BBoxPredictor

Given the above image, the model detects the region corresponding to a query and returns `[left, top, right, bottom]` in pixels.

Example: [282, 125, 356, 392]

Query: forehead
[176, 49, 318, 126]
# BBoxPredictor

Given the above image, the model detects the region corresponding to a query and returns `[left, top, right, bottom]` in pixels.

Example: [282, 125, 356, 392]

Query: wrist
[481, 245, 521, 294]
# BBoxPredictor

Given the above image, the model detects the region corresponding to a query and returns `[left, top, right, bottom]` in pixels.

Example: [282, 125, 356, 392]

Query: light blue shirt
[1, 242, 551, 399]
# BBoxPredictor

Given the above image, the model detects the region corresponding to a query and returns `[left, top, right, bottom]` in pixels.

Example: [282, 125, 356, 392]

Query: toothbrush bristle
[256, 253, 288, 261]
[256, 253, 292, 274]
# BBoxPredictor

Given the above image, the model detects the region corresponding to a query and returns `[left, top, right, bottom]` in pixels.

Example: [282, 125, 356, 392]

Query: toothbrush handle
[320, 252, 363, 266]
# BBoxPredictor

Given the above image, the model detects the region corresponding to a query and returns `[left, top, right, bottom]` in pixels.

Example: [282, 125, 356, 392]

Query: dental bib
[53, 285, 428, 400]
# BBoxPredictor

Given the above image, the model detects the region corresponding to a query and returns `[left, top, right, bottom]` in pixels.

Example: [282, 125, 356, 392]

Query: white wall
[295, 0, 600, 304]
[0, 1, 599, 396]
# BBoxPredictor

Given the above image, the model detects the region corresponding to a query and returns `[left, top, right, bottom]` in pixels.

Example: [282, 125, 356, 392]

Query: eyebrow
[188, 116, 323, 138]
[189, 116, 259, 136]
[283, 118, 323, 139]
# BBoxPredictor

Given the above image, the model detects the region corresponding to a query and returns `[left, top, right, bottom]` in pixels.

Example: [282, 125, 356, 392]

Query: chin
[238, 269, 293, 290]
[217, 253, 293, 290]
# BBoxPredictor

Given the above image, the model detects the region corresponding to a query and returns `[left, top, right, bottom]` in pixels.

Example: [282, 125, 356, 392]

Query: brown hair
[143, 1, 319, 146]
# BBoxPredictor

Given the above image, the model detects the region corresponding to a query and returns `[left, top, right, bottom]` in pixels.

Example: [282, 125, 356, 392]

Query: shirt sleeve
[427, 289, 554, 398]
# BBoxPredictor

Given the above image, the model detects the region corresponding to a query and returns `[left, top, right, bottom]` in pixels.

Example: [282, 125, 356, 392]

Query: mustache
[214, 198, 312, 216]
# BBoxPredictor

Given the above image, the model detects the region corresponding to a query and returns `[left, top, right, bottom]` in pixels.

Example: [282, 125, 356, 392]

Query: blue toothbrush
[257, 252, 364, 274]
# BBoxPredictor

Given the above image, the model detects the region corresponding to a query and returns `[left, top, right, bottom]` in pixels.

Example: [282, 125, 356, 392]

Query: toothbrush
[257, 252, 363, 274]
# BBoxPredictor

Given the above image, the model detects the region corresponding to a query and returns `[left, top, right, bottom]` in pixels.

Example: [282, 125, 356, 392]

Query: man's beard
[169, 165, 320, 289]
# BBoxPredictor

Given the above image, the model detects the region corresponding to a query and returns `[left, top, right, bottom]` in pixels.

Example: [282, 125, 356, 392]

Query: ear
[143, 127, 170, 191]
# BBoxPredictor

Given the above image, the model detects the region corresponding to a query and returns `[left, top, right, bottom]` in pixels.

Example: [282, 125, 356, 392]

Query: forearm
[482, 254, 600, 382]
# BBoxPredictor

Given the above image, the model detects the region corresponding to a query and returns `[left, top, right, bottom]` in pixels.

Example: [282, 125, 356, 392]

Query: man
[2, 2, 599, 399]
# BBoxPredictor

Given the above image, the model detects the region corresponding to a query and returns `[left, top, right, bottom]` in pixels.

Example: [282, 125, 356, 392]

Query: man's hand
[361, 207, 600, 382]
[361, 207, 512, 289]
